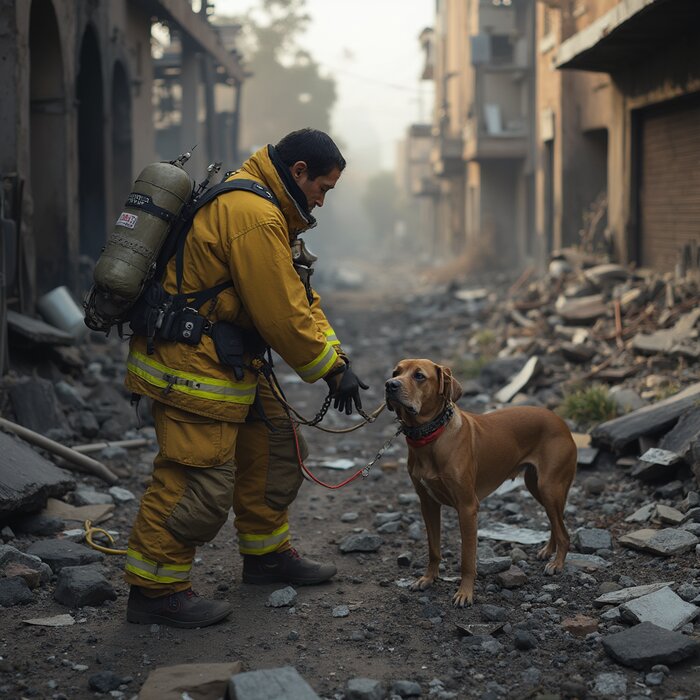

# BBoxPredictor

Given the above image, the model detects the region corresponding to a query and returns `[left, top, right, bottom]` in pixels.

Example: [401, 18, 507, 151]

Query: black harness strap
[175, 179, 280, 294]
[125, 193, 178, 222]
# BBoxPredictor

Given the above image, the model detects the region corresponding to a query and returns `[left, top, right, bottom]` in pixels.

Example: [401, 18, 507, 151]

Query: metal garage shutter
[639, 97, 700, 271]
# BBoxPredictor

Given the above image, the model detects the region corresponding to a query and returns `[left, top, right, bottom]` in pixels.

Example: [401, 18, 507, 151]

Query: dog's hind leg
[524, 462, 572, 574]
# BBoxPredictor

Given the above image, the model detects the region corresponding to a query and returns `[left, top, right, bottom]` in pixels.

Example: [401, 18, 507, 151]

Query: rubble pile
[1, 254, 700, 698]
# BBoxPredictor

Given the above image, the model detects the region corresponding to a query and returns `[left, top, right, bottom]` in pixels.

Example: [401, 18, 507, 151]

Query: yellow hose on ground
[84, 520, 127, 555]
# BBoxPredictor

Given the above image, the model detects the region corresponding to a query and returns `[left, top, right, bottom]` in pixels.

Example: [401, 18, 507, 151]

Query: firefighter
[123, 128, 368, 628]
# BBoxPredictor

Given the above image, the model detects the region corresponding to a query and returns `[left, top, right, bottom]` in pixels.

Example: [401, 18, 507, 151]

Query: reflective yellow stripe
[324, 328, 340, 346]
[238, 523, 290, 555]
[127, 350, 257, 404]
[295, 342, 338, 382]
[125, 548, 191, 583]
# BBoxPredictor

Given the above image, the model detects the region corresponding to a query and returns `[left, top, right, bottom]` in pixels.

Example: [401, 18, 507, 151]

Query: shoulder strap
[175, 179, 280, 293]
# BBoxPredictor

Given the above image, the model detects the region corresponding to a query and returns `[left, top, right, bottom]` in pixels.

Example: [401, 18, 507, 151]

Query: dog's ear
[437, 364, 463, 402]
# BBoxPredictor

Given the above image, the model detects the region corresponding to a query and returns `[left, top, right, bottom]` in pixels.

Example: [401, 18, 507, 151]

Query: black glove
[324, 365, 369, 415]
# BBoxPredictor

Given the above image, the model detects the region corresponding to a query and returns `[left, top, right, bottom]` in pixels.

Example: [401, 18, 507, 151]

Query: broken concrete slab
[0, 431, 74, 520]
[618, 528, 699, 556]
[138, 662, 243, 700]
[494, 356, 540, 404]
[7, 310, 74, 346]
[601, 622, 700, 670]
[619, 586, 699, 630]
[591, 382, 700, 453]
[632, 308, 700, 355]
[658, 407, 700, 485]
[228, 666, 320, 700]
[555, 294, 607, 323]
[654, 504, 686, 526]
[594, 581, 676, 608]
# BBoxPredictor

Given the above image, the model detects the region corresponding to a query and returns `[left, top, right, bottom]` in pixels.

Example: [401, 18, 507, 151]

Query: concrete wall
[0, 0, 241, 310]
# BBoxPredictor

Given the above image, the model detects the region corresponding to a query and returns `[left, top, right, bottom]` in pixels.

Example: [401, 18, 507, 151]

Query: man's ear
[437, 364, 463, 402]
[291, 160, 307, 180]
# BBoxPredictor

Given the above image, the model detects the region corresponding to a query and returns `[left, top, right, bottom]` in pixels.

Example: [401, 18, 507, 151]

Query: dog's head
[385, 359, 463, 422]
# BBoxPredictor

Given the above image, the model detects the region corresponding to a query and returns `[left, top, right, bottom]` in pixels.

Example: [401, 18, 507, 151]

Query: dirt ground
[2, 274, 700, 700]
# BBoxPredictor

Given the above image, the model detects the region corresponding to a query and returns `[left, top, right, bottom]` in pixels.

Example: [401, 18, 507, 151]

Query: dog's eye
[392, 369, 400, 377]
[414, 371, 425, 381]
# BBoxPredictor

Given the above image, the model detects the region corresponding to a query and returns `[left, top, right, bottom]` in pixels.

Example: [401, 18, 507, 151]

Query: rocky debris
[339, 533, 382, 553]
[345, 677, 385, 700]
[0, 431, 74, 519]
[561, 614, 598, 637]
[0, 576, 33, 606]
[228, 666, 320, 699]
[601, 621, 700, 669]
[0, 544, 52, 583]
[25, 539, 104, 572]
[53, 565, 117, 607]
[618, 527, 699, 556]
[8, 377, 71, 436]
[573, 527, 612, 553]
[266, 586, 297, 608]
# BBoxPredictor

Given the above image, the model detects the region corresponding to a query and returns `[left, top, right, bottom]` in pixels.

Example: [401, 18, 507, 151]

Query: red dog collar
[401, 402, 454, 448]
[405, 423, 448, 448]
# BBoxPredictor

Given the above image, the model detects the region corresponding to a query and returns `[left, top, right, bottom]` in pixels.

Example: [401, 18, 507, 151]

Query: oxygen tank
[84, 155, 193, 332]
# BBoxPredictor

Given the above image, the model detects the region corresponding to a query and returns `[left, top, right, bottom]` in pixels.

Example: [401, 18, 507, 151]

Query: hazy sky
[212, 0, 435, 172]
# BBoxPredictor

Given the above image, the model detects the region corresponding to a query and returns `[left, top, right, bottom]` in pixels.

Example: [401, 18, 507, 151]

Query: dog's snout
[385, 378, 401, 393]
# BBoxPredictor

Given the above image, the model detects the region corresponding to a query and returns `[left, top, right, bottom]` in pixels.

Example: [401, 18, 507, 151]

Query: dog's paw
[543, 561, 562, 575]
[536, 544, 554, 561]
[409, 576, 434, 592]
[452, 589, 473, 607]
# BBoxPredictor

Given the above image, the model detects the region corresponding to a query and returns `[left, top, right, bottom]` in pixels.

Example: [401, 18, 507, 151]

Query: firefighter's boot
[242, 548, 337, 585]
[126, 586, 233, 629]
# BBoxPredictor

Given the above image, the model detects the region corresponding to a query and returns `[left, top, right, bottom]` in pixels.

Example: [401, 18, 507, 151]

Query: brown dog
[385, 358, 577, 606]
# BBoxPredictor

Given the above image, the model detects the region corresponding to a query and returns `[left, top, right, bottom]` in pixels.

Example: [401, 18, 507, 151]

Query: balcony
[463, 66, 529, 161]
[430, 132, 464, 178]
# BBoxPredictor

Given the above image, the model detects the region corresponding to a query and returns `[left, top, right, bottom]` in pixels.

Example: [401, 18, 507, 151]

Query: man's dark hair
[274, 128, 346, 180]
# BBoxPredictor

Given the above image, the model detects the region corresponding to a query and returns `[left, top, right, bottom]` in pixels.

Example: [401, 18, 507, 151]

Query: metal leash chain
[255, 360, 385, 433]
[360, 425, 403, 478]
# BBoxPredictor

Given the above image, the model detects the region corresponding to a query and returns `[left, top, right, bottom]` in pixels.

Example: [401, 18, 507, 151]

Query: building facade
[415, 0, 700, 275]
[551, 0, 700, 272]
[0, 0, 244, 319]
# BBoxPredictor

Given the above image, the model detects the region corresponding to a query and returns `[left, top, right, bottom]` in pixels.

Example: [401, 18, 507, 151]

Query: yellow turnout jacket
[125, 146, 344, 421]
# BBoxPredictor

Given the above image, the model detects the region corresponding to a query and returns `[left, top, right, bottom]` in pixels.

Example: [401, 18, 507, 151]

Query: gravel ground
[1, 275, 700, 700]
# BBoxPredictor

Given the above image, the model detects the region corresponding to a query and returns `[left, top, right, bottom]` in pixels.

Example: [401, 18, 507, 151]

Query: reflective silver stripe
[127, 350, 256, 403]
[125, 554, 191, 582]
[324, 329, 339, 345]
[296, 342, 338, 382]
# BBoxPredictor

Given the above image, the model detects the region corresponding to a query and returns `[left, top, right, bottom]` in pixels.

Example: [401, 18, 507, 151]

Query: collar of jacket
[235, 146, 317, 235]
[401, 402, 454, 448]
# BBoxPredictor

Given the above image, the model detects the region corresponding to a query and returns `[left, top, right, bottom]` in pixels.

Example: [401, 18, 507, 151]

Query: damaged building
[406, 0, 700, 274]
[0, 0, 245, 370]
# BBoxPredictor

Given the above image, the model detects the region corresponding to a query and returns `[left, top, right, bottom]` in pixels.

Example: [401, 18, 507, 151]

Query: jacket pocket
[154, 402, 238, 466]
[265, 418, 307, 511]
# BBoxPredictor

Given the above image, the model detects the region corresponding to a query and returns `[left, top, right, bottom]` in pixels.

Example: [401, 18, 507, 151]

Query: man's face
[291, 162, 342, 211]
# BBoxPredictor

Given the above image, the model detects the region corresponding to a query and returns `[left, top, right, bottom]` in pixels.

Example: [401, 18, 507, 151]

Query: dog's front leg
[409, 485, 441, 592]
[453, 497, 479, 607]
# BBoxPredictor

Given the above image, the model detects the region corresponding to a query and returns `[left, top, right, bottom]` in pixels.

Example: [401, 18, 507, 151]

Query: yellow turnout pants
[124, 380, 308, 595]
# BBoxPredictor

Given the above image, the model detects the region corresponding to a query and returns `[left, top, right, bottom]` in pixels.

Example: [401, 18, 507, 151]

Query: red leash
[290, 420, 402, 490]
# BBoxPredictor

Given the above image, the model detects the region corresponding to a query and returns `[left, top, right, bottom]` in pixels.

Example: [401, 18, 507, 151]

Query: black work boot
[242, 548, 337, 585]
[126, 586, 233, 629]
